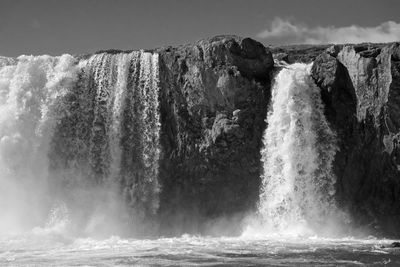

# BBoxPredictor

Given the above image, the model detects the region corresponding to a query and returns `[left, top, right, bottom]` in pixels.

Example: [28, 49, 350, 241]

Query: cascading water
[0, 54, 78, 234]
[0, 55, 397, 267]
[244, 63, 344, 237]
[0, 51, 161, 236]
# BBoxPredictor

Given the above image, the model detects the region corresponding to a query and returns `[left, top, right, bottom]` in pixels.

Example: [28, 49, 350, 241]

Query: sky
[0, 0, 399, 57]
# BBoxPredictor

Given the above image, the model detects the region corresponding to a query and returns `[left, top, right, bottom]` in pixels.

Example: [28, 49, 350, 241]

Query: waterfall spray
[244, 63, 344, 237]
[0, 54, 78, 234]
[0, 51, 162, 236]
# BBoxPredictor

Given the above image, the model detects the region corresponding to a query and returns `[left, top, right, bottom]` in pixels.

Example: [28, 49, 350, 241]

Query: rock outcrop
[155, 36, 273, 235]
[311, 43, 400, 236]
[270, 44, 331, 64]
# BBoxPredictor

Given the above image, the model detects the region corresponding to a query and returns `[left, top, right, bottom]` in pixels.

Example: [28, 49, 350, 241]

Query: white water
[0, 54, 78, 234]
[0, 51, 161, 237]
[244, 63, 347, 238]
[0, 232, 397, 266]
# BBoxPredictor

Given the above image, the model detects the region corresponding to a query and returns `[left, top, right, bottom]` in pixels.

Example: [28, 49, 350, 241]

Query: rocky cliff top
[155, 35, 274, 79]
[269, 42, 398, 64]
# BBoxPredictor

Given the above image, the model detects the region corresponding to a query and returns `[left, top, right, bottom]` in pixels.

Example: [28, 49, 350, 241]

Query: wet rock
[311, 42, 400, 237]
[156, 35, 273, 235]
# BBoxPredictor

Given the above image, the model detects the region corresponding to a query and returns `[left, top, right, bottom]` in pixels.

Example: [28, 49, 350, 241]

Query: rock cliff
[311, 43, 400, 236]
[155, 36, 273, 235]
[153, 36, 400, 237]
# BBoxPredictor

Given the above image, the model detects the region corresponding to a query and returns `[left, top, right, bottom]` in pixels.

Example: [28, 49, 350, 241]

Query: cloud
[257, 18, 400, 45]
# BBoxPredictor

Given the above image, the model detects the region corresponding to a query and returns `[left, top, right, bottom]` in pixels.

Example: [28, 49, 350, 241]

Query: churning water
[244, 63, 348, 238]
[1, 233, 399, 266]
[0, 57, 398, 266]
[0, 52, 161, 237]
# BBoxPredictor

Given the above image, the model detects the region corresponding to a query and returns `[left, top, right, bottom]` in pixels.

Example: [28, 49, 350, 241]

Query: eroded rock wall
[311, 43, 400, 236]
[155, 36, 273, 235]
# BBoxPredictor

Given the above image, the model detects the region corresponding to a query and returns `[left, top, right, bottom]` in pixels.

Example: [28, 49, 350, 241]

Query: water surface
[1, 233, 399, 266]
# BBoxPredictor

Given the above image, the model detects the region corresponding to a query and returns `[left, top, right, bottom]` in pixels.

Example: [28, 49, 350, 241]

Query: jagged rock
[326, 45, 342, 57]
[274, 52, 289, 63]
[311, 42, 400, 237]
[155, 35, 273, 235]
[391, 242, 400, 248]
[270, 44, 330, 63]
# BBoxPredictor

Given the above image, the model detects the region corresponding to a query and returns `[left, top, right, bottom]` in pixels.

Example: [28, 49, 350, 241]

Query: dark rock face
[155, 36, 273, 235]
[392, 242, 400, 248]
[311, 43, 400, 236]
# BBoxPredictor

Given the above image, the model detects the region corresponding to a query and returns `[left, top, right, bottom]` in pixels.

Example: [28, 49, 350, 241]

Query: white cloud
[257, 18, 400, 44]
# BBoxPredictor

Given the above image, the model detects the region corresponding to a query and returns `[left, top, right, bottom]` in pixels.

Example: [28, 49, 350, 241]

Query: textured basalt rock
[155, 36, 273, 235]
[311, 43, 400, 236]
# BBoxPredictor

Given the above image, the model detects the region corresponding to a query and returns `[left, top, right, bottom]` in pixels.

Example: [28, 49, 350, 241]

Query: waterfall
[245, 63, 343, 237]
[0, 51, 161, 235]
[0, 54, 78, 233]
